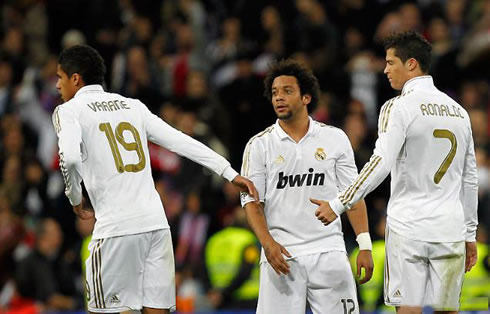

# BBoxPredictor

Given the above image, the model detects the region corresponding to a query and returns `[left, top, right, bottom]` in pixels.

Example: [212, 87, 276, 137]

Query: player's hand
[263, 239, 291, 276]
[73, 198, 94, 220]
[356, 250, 374, 284]
[232, 175, 259, 201]
[465, 241, 477, 272]
[310, 198, 338, 226]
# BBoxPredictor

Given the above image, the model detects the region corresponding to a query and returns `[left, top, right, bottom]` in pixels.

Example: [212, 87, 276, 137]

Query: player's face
[271, 75, 309, 120]
[384, 48, 411, 90]
[56, 64, 78, 102]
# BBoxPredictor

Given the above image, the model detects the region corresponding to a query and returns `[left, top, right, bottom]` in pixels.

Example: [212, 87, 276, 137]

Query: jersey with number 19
[53, 85, 238, 240]
[330, 76, 478, 243]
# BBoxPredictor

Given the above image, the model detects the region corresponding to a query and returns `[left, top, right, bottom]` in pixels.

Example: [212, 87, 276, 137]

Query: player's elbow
[59, 151, 81, 173]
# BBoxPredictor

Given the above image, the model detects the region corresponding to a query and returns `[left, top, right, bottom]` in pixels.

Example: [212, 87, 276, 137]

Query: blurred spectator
[0, 54, 15, 115]
[207, 17, 250, 71]
[14, 54, 59, 169]
[15, 218, 80, 311]
[445, 0, 468, 43]
[185, 70, 231, 148]
[259, 6, 285, 59]
[293, 0, 338, 71]
[346, 52, 381, 128]
[23, 158, 48, 217]
[211, 181, 242, 234]
[61, 29, 86, 49]
[343, 111, 373, 170]
[0, 156, 24, 215]
[2, 26, 26, 86]
[469, 109, 488, 147]
[113, 45, 162, 113]
[204, 207, 259, 310]
[175, 190, 210, 271]
[218, 53, 275, 169]
[0, 193, 25, 292]
[427, 17, 453, 60]
[457, 0, 490, 79]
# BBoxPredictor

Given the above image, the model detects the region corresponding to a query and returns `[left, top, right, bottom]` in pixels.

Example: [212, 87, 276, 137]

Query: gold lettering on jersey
[87, 100, 131, 112]
[420, 103, 464, 119]
[315, 148, 326, 161]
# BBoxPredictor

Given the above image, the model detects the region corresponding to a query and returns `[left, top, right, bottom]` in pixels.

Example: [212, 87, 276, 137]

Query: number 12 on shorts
[341, 298, 355, 314]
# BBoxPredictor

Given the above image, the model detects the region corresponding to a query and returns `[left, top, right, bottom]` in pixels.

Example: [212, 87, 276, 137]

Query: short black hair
[384, 31, 432, 73]
[263, 59, 320, 109]
[58, 45, 106, 85]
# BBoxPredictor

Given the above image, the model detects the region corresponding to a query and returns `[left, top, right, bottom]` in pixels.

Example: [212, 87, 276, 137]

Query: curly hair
[384, 31, 432, 73]
[263, 59, 320, 109]
[58, 45, 106, 85]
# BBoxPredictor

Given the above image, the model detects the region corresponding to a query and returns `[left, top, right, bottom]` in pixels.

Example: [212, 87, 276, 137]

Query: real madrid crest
[315, 148, 326, 161]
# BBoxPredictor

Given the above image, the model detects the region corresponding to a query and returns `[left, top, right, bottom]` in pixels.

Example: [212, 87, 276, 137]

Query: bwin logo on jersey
[276, 168, 325, 189]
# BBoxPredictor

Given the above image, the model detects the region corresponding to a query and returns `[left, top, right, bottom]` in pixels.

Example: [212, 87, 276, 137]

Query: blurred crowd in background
[0, 0, 488, 312]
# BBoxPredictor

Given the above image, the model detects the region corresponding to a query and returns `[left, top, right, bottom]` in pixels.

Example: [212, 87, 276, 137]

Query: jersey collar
[274, 116, 316, 141]
[74, 84, 104, 98]
[402, 75, 434, 94]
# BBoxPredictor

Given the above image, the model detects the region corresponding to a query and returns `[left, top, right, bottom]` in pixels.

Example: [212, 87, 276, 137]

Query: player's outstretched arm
[345, 200, 373, 284]
[243, 202, 291, 275]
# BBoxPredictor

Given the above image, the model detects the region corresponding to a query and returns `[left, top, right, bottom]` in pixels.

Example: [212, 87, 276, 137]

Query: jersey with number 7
[330, 76, 478, 243]
[53, 85, 239, 240]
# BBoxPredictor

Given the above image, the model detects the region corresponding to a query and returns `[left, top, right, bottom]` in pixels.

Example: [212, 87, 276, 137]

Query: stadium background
[0, 0, 488, 313]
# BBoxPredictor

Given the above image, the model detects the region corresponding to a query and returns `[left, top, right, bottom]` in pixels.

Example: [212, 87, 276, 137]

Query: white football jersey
[241, 117, 359, 259]
[330, 76, 478, 242]
[53, 85, 238, 239]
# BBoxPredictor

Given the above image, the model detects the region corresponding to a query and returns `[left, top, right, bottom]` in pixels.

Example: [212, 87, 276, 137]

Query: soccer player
[52, 45, 258, 314]
[314, 31, 479, 313]
[240, 59, 373, 314]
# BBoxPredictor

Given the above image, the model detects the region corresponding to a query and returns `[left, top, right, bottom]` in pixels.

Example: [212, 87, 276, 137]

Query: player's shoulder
[380, 90, 418, 121]
[246, 124, 276, 146]
[108, 92, 146, 109]
[313, 119, 348, 139]
[54, 98, 79, 116]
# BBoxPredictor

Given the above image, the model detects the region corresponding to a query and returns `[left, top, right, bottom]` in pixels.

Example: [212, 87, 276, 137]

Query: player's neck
[279, 115, 309, 143]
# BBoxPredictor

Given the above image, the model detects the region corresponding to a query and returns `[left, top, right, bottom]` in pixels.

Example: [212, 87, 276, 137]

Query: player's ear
[71, 73, 83, 86]
[302, 94, 311, 106]
[407, 58, 417, 71]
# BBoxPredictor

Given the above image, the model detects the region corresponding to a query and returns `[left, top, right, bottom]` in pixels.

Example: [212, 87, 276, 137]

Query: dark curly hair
[58, 45, 106, 85]
[384, 31, 432, 73]
[263, 59, 320, 109]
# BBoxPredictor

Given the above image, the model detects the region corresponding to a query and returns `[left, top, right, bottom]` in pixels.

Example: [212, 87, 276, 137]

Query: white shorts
[85, 229, 176, 312]
[384, 227, 465, 310]
[257, 251, 359, 314]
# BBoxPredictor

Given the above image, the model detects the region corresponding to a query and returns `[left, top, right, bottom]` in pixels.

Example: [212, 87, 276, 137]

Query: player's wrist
[330, 197, 347, 216]
[223, 167, 239, 182]
[356, 232, 372, 251]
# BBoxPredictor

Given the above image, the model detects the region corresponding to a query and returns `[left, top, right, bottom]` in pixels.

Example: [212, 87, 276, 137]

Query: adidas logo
[109, 294, 120, 303]
[393, 290, 402, 298]
[274, 155, 285, 164]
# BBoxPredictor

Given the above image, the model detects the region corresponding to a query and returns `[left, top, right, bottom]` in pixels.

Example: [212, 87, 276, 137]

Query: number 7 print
[433, 129, 457, 184]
